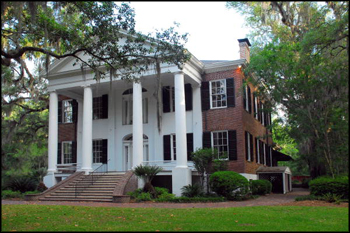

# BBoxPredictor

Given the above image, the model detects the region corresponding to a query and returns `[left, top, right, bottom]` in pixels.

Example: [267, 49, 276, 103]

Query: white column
[44, 91, 58, 188]
[76, 100, 83, 171]
[47, 91, 58, 173]
[132, 80, 143, 168]
[172, 72, 191, 196]
[192, 84, 203, 152]
[81, 85, 93, 174]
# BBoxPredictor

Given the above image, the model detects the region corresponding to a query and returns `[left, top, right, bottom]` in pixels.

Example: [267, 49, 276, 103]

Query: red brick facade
[202, 68, 272, 175]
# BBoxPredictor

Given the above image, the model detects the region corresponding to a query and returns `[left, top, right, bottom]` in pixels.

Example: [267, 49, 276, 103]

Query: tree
[132, 164, 163, 197]
[1, 2, 190, 184]
[227, 1, 348, 178]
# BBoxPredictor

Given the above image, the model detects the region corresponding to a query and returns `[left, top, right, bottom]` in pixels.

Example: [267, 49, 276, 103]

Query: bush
[309, 176, 348, 199]
[209, 171, 249, 200]
[36, 182, 48, 192]
[2, 190, 22, 199]
[301, 178, 311, 188]
[251, 179, 272, 195]
[5, 176, 38, 193]
[181, 183, 204, 197]
[154, 187, 169, 197]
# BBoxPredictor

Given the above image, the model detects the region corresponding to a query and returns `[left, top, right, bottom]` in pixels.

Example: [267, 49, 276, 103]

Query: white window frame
[263, 143, 267, 165]
[211, 131, 229, 160]
[209, 79, 227, 109]
[62, 99, 73, 123]
[93, 139, 103, 164]
[261, 103, 265, 126]
[62, 141, 73, 164]
[246, 132, 252, 161]
[244, 85, 249, 112]
[254, 95, 259, 120]
[170, 134, 176, 161]
[122, 97, 148, 125]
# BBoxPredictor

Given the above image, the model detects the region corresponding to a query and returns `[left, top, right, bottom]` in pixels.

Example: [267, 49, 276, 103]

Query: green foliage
[181, 183, 204, 197]
[228, 2, 349, 178]
[1, 190, 22, 199]
[5, 176, 39, 193]
[251, 179, 272, 195]
[322, 193, 342, 204]
[209, 171, 249, 200]
[295, 194, 321, 202]
[309, 176, 349, 199]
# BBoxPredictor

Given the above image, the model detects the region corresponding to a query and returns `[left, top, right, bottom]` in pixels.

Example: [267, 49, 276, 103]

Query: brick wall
[202, 68, 272, 175]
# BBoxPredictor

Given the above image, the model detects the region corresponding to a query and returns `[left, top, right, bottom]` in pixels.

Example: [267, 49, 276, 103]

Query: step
[39, 197, 113, 202]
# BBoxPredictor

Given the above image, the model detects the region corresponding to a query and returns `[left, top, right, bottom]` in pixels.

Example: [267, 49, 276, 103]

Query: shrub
[295, 194, 321, 201]
[36, 182, 48, 192]
[2, 190, 22, 199]
[251, 179, 272, 195]
[322, 193, 342, 204]
[309, 176, 348, 199]
[209, 171, 249, 200]
[6, 176, 38, 193]
[135, 192, 152, 202]
[301, 178, 311, 188]
[181, 183, 204, 197]
[154, 187, 169, 197]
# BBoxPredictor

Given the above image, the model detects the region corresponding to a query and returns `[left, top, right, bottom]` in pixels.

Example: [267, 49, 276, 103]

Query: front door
[123, 142, 133, 171]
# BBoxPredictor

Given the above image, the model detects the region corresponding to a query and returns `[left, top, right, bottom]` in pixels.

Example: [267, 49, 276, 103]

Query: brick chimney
[238, 38, 251, 63]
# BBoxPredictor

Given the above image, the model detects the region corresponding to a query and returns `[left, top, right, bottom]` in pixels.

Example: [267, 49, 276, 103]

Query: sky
[127, 1, 251, 61]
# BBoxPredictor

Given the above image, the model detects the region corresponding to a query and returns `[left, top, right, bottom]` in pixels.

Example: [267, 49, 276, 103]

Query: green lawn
[1, 204, 348, 232]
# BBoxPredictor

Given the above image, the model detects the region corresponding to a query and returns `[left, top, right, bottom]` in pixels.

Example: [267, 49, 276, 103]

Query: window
[63, 100, 73, 123]
[62, 141, 73, 164]
[210, 80, 227, 108]
[93, 97, 103, 120]
[171, 134, 176, 160]
[256, 138, 260, 164]
[122, 97, 148, 125]
[212, 131, 229, 160]
[261, 103, 265, 126]
[243, 85, 251, 113]
[245, 132, 253, 161]
[254, 94, 259, 120]
[93, 140, 103, 163]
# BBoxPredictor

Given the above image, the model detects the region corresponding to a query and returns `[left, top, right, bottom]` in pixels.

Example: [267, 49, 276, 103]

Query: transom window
[210, 80, 227, 108]
[62, 141, 73, 164]
[93, 140, 103, 163]
[212, 131, 228, 160]
[63, 100, 73, 123]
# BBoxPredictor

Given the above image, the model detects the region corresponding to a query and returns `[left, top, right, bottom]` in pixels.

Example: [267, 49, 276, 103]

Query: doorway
[123, 134, 149, 171]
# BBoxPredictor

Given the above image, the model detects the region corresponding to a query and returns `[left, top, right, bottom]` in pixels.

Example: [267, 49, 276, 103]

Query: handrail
[75, 159, 110, 198]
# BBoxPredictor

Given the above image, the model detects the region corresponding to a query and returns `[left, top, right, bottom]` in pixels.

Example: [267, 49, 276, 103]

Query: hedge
[309, 176, 348, 199]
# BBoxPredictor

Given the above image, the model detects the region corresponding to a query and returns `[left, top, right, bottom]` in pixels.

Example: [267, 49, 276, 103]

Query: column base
[172, 166, 192, 197]
[43, 171, 56, 188]
[81, 167, 93, 175]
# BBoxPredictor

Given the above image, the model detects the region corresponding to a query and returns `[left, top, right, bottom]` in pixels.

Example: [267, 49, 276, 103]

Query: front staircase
[38, 173, 124, 202]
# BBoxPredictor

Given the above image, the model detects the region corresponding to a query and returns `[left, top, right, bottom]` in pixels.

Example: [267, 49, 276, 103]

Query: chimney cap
[238, 38, 251, 46]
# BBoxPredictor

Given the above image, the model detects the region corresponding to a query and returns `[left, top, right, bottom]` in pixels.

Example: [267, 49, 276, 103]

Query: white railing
[142, 160, 195, 171]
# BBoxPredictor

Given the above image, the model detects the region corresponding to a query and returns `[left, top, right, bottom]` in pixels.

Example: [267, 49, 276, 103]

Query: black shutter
[162, 86, 170, 113]
[202, 131, 211, 149]
[58, 101, 62, 123]
[255, 138, 258, 163]
[102, 139, 108, 164]
[201, 81, 210, 111]
[186, 133, 193, 161]
[258, 101, 262, 123]
[185, 84, 193, 111]
[72, 100, 78, 123]
[243, 86, 247, 111]
[102, 94, 108, 119]
[72, 141, 77, 163]
[250, 134, 254, 162]
[228, 130, 237, 160]
[163, 135, 171, 160]
[248, 86, 252, 113]
[245, 132, 249, 161]
[260, 140, 264, 164]
[57, 142, 62, 164]
[172, 87, 175, 112]
[226, 78, 235, 107]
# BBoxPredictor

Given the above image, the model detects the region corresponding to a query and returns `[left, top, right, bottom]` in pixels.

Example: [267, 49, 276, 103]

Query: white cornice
[203, 59, 247, 74]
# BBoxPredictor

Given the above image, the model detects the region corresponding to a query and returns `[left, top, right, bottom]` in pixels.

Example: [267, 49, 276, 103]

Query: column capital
[81, 84, 91, 88]
[174, 71, 184, 76]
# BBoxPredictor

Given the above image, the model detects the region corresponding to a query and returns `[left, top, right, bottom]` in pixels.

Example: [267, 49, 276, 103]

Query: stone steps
[39, 173, 124, 202]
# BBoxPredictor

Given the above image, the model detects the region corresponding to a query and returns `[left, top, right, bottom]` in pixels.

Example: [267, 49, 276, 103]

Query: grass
[2, 204, 348, 231]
